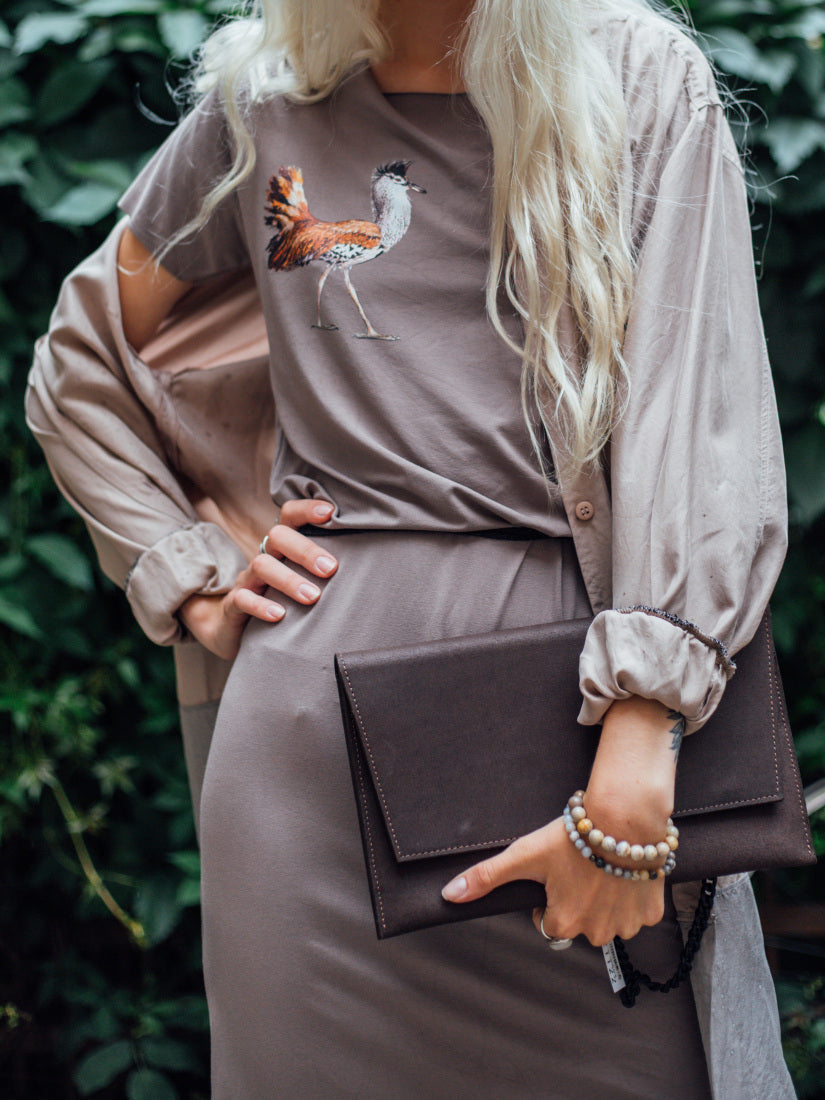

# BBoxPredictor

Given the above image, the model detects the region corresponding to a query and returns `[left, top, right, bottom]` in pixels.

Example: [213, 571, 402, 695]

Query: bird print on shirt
[264, 160, 425, 340]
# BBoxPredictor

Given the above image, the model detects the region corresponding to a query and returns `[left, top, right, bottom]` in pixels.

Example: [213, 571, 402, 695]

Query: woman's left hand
[441, 815, 664, 946]
[441, 696, 683, 945]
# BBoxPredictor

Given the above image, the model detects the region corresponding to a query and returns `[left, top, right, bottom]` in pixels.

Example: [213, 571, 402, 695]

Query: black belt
[297, 525, 550, 541]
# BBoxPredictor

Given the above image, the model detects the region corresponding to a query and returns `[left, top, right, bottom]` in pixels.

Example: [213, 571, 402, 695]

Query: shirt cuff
[125, 522, 248, 645]
[577, 607, 735, 734]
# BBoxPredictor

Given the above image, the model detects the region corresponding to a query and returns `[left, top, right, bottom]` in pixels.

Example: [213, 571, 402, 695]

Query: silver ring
[259, 534, 270, 556]
[539, 912, 573, 950]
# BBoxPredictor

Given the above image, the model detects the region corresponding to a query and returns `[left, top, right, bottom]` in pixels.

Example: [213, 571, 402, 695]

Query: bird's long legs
[343, 269, 398, 341]
[311, 267, 337, 331]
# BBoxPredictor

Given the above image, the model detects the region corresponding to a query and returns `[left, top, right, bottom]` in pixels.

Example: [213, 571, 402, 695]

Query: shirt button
[574, 501, 594, 521]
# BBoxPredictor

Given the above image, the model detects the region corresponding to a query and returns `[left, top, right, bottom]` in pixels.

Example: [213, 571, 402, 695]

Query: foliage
[777, 976, 825, 1096]
[0, 0, 823, 1096]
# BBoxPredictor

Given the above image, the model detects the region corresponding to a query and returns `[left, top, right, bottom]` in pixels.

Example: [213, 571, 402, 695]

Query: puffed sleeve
[577, 36, 787, 733]
[25, 222, 250, 646]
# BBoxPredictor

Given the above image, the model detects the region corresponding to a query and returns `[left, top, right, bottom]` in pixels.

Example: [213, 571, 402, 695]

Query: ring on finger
[259, 534, 270, 556]
[539, 911, 573, 950]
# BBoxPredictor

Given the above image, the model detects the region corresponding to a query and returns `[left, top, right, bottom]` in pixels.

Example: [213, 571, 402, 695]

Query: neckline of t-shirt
[354, 65, 470, 108]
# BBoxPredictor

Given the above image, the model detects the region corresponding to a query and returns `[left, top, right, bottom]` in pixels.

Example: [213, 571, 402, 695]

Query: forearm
[584, 696, 683, 855]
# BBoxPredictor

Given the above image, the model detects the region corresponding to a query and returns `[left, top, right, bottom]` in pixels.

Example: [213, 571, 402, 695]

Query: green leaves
[36, 58, 114, 129]
[26, 534, 95, 590]
[758, 116, 825, 170]
[157, 10, 211, 57]
[126, 1068, 177, 1100]
[14, 12, 89, 54]
[73, 1034, 200, 1098]
[42, 180, 123, 225]
[74, 1039, 135, 1095]
[703, 25, 799, 89]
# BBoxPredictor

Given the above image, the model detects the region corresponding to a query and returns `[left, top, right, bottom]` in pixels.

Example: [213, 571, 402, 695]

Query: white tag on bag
[602, 941, 626, 992]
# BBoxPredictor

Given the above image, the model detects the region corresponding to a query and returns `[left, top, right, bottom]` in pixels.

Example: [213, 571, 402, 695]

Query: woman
[29, 0, 793, 1095]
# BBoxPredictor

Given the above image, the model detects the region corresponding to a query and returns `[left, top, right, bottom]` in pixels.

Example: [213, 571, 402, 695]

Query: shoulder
[594, 9, 722, 121]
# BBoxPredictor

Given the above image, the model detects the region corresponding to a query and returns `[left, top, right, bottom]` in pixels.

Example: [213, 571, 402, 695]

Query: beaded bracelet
[563, 793, 677, 881]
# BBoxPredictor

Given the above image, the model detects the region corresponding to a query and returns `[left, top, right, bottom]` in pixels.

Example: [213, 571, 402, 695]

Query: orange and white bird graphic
[264, 160, 425, 340]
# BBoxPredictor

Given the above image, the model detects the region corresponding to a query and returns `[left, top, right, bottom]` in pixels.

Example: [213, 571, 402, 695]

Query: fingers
[441, 832, 546, 904]
[230, 584, 285, 623]
[263, 523, 338, 579]
[538, 875, 666, 947]
[250, 553, 327, 607]
[278, 499, 334, 529]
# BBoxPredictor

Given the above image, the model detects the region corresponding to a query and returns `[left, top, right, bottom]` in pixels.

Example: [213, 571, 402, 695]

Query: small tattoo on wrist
[667, 710, 685, 757]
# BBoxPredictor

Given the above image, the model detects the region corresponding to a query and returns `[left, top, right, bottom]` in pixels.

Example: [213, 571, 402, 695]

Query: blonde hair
[174, 0, 684, 473]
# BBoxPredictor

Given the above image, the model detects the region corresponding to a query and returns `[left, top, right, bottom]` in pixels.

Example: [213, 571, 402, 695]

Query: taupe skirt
[199, 532, 711, 1098]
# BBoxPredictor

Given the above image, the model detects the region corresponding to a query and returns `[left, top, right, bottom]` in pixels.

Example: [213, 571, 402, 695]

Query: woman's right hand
[178, 499, 338, 660]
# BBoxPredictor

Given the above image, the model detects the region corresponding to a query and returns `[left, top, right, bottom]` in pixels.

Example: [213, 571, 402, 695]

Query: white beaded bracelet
[563, 793, 677, 881]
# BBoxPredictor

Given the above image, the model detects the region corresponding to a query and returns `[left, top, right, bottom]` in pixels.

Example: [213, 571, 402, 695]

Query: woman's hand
[178, 499, 338, 661]
[441, 697, 683, 945]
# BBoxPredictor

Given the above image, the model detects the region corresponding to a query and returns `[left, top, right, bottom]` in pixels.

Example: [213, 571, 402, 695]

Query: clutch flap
[337, 618, 596, 862]
[336, 614, 783, 866]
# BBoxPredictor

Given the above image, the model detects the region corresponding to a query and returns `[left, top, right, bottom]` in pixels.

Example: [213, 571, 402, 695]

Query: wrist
[564, 792, 678, 878]
[178, 592, 225, 647]
[585, 695, 680, 838]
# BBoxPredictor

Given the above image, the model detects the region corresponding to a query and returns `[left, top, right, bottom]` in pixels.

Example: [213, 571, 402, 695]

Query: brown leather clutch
[335, 610, 815, 939]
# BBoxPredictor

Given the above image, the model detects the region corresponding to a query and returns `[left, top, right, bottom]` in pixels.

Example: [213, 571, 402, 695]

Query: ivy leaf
[126, 1067, 177, 1100]
[0, 132, 37, 187]
[40, 181, 122, 226]
[79, 0, 165, 14]
[27, 534, 95, 591]
[14, 13, 89, 54]
[702, 27, 798, 91]
[785, 423, 825, 525]
[63, 157, 134, 191]
[73, 1039, 134, 1095]
[0, 78, 31, 128]
[36, 58, 114, 129]
[0, 593, 42, 640]
[138, 1035, 202, 1073]
[135, 875, 184, 946]
[157, 10, 211, 59]
[759, 117, 825, 173]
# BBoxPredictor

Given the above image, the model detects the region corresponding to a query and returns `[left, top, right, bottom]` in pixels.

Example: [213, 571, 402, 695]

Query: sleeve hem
[125, 522, 247, 646]
[577, 608, 731, 734]
[615, 605, 736, 680]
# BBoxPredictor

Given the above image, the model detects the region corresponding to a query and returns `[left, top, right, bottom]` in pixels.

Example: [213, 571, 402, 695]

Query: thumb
[441, 836, 543, 904]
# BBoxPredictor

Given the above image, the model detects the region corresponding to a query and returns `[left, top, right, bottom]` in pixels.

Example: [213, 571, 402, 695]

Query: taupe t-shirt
[120, 73, 570, 535]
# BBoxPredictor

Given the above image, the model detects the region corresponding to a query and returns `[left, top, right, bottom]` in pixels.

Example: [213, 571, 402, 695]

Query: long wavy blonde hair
[173, 0, 682, 472]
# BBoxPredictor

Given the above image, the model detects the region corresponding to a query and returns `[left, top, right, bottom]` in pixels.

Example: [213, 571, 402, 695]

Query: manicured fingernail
[267, 604, 285, 620]
[313, 503, 333, 518]
[316, 555, 336, 575]
[442, 876, 467, 902]
[298, 582, 320, 601]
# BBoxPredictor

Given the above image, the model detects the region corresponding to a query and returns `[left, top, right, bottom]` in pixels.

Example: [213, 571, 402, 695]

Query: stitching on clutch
[675, 795, 777, 814]
[341, 660, 386, 933]
[677, 619, 781, 816]
[342, 665, 520, 859]
[768, 616, 780, 800]
[773, 637, 815, 860]
[616, 605, 737, 679]
[340, 664, 402, 854]
[399, 837, 519, 858]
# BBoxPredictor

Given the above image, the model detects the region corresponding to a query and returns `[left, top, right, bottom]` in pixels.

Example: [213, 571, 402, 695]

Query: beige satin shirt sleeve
[577, 33, 787, 733]
[25, 222, 272, 647]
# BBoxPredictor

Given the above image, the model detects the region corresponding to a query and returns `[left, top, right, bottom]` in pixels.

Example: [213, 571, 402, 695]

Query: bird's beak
[408, 182, 426, 194]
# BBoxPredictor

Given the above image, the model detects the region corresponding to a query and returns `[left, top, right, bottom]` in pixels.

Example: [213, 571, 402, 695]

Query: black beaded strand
[613, 877, 718, 1009]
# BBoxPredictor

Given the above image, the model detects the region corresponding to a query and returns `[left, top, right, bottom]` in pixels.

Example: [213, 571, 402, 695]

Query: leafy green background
[1, 0, 823, 1095]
